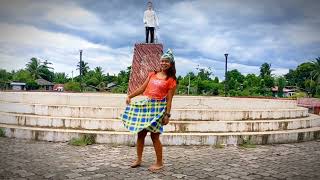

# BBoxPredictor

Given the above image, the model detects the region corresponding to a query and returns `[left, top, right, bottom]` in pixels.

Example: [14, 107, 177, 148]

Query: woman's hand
[162, 116, 169, 125]
[126, 96, 131, 105]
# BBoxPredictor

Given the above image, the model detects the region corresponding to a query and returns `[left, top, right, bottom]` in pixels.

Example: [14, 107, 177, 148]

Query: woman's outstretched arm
[126, 75, 151, 104]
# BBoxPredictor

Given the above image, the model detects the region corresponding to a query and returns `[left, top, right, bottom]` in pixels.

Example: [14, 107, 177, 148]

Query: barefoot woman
[121, 49, 177, 171]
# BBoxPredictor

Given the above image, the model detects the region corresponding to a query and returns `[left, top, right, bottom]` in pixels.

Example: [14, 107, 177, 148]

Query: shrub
[64, 82, 81, 92]
[0, 128, 5, 137]
[291, 92, 307, 99]
[239, 137, 256, 148]
[69, 134, 96, 146]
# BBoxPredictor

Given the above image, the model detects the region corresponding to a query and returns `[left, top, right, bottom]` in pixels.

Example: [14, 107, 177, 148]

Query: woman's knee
[138, 130, 148, 139]
[150, 133, 160, 142]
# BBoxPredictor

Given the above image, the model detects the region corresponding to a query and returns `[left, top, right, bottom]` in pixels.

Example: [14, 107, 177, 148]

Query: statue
[143, 1, 159, 43]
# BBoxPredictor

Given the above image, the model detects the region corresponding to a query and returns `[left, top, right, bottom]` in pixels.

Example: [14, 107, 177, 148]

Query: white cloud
[0, 0, 319, 81]
[0, 23, 132, 76]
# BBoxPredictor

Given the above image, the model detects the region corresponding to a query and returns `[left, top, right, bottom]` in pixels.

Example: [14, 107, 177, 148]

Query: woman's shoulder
[167, 77, 177, 84]
[147, 71, 156, 78]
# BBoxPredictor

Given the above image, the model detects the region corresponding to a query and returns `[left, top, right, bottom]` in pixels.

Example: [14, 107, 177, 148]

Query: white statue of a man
[143, 1, 159, 43]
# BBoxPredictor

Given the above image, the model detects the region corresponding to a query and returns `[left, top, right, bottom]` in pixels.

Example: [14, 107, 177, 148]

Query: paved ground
[0, 137, 320, 180]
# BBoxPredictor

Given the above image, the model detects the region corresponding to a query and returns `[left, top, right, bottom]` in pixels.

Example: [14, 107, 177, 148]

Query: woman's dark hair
[166, 61, 176, 80]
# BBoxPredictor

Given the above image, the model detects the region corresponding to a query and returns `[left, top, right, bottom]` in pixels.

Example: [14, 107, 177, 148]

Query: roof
[36, 78, 54, 86]
[107, 82, 117, 88]
[272, 86, 296, 92]
[10, 82, 26, 86]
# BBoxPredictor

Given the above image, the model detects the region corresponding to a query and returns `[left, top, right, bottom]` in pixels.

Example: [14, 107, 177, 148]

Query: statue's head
[147, 1, 153, 10]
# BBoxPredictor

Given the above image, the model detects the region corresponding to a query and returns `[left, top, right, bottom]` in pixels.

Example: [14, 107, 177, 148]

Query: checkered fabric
[120, 98, 167, 134]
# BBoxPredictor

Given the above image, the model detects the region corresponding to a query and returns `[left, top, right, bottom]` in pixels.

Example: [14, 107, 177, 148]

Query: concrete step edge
[0, 101, 307, 111]
[1, 123, 320, 136]
[0, 111, 318, 122]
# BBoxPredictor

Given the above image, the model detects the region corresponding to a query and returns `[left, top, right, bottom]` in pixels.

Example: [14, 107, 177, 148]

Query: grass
[69, 134, 96, 146]
[0, 128, 5, 137]
[239, 137, 256, 148]
[214, 143, 225, 149]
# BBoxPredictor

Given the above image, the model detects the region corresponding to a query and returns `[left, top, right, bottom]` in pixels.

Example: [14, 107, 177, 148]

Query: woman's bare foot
[148, 163, 163, 171]
[130, 160, 142, 168]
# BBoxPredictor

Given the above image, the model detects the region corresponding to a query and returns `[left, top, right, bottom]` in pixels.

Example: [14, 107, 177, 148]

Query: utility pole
[187, 74, 190, 95]
[79, 50, 83, 77]
[71, 71, 73, 82]
[79, 50, 83, 91]
[224, 53, 228, 97]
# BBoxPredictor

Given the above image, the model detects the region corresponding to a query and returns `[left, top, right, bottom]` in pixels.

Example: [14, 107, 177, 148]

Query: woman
[121, 49, 177, 171]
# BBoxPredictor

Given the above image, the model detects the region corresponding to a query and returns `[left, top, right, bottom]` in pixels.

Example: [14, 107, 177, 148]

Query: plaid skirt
[120, 98, 167, 134]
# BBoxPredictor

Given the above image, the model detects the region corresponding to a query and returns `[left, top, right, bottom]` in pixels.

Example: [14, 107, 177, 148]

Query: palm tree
[77, 61, 90, 76]
[94, 66, 105, 90]
[26, 58, 45, 79]
[311, 57, 320, 84]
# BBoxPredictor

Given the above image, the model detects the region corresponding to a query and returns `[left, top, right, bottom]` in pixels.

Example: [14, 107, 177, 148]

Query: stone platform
[0, 92, 319, 145]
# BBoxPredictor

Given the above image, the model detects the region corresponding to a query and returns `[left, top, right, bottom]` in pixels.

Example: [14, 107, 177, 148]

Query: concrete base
[2, 124, 320, 145]
[0, 92, 319, 145]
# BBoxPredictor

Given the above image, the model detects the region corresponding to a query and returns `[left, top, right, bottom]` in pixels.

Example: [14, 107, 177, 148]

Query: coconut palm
[94, 66, 105, 90]
[311, 57, 320, 84]
[77, 61, 90, 76]
[26, 58, 45, 79]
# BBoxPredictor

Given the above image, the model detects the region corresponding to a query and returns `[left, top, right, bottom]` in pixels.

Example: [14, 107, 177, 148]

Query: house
[10, 82, 26, 91]
[53, 84, 64, 92]
[36, 78, 54, 91]
[107, 82, 117, 89]
[272, 86, 297, 97]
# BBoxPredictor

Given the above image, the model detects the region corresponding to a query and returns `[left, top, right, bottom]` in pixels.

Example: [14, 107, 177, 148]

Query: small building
[107, 82, 117, 89]
[10, 82, 26, 91]
[53, 84, 64, 92]
[272, 86, 297, 97]
[36, 78, 54, 91]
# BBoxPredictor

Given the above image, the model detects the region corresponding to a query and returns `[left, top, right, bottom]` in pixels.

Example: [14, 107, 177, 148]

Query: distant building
[272, 86, 297, 97]
[53, 84, 64, 92]
[107, 82, 117, 89]
[36, 78, 54, 91]
[10, 82, 26, 91]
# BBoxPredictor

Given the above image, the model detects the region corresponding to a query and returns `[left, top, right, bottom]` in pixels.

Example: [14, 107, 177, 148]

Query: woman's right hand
[126, 96, 131, 105]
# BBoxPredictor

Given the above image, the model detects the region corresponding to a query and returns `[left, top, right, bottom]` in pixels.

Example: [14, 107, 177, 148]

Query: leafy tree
[13, 69, 33, 82]
[260, 63, 272, 78]
[285, 69, 298, 86]
[227, 69, 244, 83]
[295, 62, 314, 89]
[54, 72, 68, 83]
[213, 77, 219, 83]
[0, 69, 13, 89]
[276, 76, 287, 97]
[196, 68, 212, 81]
[64, 82, 81, 92]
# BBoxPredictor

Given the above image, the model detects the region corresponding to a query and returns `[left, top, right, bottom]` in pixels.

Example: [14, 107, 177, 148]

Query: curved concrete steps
[1, 92, 319, 145]
[0, 92, 298, 109]
[0, 101, 309, 120]
[0, 112, 319, 132]
[1, 124, 319, 145]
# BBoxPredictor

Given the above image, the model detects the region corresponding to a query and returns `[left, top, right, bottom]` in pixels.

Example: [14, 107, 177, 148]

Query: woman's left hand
[162, 116, 169, 125]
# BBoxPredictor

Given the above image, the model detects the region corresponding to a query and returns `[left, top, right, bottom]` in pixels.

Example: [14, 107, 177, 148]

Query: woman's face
[160, 58, 172, 71]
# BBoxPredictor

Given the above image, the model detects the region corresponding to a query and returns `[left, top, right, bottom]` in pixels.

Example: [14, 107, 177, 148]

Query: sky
[0, 0, 319, 80]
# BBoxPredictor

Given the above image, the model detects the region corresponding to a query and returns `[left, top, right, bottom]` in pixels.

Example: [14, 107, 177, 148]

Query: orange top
[143, 72, 177, 100]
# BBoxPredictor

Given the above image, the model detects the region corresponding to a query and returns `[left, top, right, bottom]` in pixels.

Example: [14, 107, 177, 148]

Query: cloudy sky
[0, 0, 319, 80]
